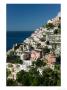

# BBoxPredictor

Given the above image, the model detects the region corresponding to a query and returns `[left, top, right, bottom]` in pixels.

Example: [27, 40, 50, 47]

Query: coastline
[6, 31, 34, 51]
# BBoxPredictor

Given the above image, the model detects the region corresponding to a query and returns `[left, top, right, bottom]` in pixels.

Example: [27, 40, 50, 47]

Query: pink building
[30, 50, 41, 60]
[47, 53, 56, 65]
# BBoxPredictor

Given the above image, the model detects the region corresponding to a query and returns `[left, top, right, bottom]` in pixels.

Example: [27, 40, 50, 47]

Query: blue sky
[7, 4, 60, 31]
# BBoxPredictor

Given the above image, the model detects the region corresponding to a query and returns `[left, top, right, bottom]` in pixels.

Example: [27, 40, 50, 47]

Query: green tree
[46, 41, 50, 45]
[16, 70, 30, 86]
[28, 67, 42, 86]
[42, 46, 50, 55]
[32, 59, 46, 67]
[6, 79, 17, 86]
[15, 58, 23, 64]
[45, 23, 54, 29]
[58, 23, 61, 29]
[54, 29, 61, 34]
[55, 64, 60, 71]
[56, 55, 61, 64]
[16, 67, 42, 86]
[42, 68, 61, 86]
[7, 53, 23, 64]
[54, 29, 58, 34]
[6, 68, 11, 77]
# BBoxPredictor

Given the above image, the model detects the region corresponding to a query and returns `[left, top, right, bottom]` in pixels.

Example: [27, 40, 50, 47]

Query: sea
[7, 31, 34, 51]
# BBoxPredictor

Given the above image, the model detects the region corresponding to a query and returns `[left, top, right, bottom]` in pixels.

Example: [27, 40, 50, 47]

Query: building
[45, 52, 56, 69]
[30, 49, 42, 60]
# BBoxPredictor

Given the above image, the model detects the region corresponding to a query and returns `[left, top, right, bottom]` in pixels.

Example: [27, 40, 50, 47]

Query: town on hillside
[6, 14, 61, 86]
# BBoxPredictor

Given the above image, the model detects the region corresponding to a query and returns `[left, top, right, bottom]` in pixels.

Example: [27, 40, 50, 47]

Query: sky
[7, 4, 60, 31]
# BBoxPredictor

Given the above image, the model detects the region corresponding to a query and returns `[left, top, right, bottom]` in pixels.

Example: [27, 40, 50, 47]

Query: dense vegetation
[42, 46, 50, 55]
[46, 23, 54, 29]
[6, 68, 11, 77]
[32, 59, 46, 67]
[6, 59, 61, 86]
[6, 79, 18, 86]
[7, 51, 23, 64]
[54, 29, 61, 34]
[9, 66, 60, 86]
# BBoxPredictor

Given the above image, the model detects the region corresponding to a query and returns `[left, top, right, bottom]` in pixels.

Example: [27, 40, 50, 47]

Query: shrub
[6, 79, 17, 86]
[7, 54, 23, 64]
[32, 59, 46, 67]
[45, 23, 54, 29]
[6, 68, 11, 77]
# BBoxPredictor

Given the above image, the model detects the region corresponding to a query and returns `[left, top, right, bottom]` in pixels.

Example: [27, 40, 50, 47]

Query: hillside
[6, 14, 61, 85]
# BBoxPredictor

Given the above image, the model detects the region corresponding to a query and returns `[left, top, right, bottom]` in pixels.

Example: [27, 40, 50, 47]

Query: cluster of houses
[7, 14, 61, 80]
[12, 16, 61, 61]
[7, 61, 32, 80]
[7, 51, 56, 80]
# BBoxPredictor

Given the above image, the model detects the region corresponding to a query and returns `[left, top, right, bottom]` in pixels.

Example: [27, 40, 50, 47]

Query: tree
[56, 55, 61, 64]
[40, 37, 46, 42]
[7, 53, 23, 64]
[45, 23, 54, 29]
[42, 68, 61, 86]
[28, 67, 42, 86]
[55, 64, 60, 71]
[6, 68, 11, 77]
[46, 41, 50, 45]
[58, 23, 61, 29]
[16, 64, 61, 86]
[8, 63, 13, 68]
[54, 29, 61, 34]
[16, 67, 42, 86]
[15, 58, 23, 64]
[16, 70, 30, 86]
[42, 46, 50, 55]
[6, 79, 17, 86]
[37, 43, 41, 49]
[54, 29, 59, 34]
[9, 51, 14, 56]
[32, 59, 46, 67]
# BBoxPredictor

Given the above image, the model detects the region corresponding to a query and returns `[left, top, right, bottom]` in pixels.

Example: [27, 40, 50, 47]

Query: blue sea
[7, 31, 33, 51]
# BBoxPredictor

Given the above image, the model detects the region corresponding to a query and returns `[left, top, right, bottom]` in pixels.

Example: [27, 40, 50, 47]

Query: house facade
[30, 49, 42, 60]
